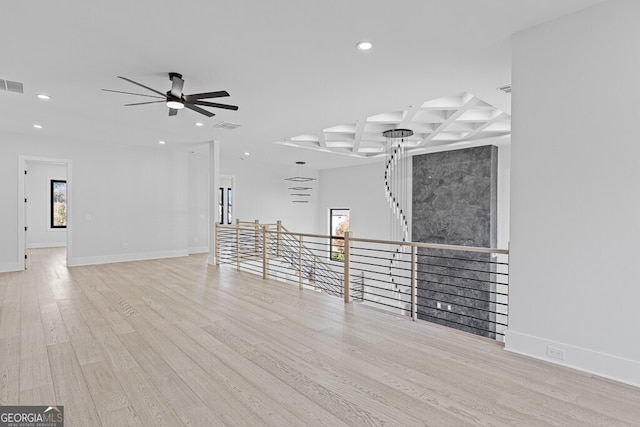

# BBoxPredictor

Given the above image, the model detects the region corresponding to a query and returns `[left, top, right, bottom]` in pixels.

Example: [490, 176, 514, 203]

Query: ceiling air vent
[213, 121, 242, 130]
[0, 79, 24, 93]
[497, 84, 512, 94]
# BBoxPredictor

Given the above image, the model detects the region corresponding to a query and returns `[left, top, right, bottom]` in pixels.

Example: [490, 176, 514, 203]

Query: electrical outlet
[547, 346, 565, 360]
[122, 242, 128, 249]
[436, 302, 442, 309]
[447, 304, 452, 311]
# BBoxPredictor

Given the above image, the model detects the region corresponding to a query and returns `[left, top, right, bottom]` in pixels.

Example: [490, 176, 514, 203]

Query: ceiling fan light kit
[166, 99, 184, 110]
[103, 72, 238, 118]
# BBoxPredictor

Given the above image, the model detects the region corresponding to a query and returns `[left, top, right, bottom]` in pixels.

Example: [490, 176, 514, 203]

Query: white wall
[507, 0, 640, 387]
[0, 136, 190, 271]
[220, 157, 317, 233]
[188, 152, 209, 254]
[318, 141, 510, 248]
[25, 162, 67, 248]
[317, 161, 394, 241]
[497, 144, 510, 250]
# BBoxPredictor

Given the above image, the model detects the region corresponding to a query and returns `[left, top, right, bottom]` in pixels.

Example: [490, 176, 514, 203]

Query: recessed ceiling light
[244, 152, 250, 156]
[356, 41, 373, 51]
[195, 122, 204, 127]
[158, 140, 166, 145]
[33, 124, 43, 129]
[36, 94, 51, 100]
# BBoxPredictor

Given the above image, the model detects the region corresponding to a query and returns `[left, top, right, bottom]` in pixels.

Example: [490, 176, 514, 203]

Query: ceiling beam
[462, 112, 509, 141]
[423, 96, 480, 143]
[317, 131, 327, 148]
[397, 104, 422, 129]
[351, 119, 367, 153]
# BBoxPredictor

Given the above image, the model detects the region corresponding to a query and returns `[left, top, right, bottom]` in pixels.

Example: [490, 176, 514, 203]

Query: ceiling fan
[102, 72, 238, 118]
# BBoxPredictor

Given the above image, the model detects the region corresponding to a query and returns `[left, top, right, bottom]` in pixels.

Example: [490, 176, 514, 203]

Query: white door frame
[18, 155, 73, 269]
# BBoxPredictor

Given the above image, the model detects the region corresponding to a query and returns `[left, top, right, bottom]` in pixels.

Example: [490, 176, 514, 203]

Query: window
[219, 187, 224, 224]
[227, 188, 233, 224]
[329, 208, 349, 261]
[219, 187, 233, 225]
[51, 180, 67, 228]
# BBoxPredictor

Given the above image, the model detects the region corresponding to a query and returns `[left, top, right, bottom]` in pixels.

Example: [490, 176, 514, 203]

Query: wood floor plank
[38, 301, 70, 347]
[119, 331, 227, 427]
[19, 273, 55, 396]
[48, 342, 102, 427]
[0, 336, 20, 405]
[57, 298, 105, 366]
[81, 360, 142, 426]
[0, 274, 21, 340]
[19, 383, 56, 405]
[1, 247, 639, 426]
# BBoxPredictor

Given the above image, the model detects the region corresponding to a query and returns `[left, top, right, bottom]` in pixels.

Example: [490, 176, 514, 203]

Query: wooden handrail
[253, 228, 508, 255]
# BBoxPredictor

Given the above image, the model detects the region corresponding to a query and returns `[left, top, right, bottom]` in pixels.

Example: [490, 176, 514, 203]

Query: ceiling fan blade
[117, 76, 166, 97]
[192, 100, 239, 111]
[185, 104, 215, 118]
[102, 89, 164, 99]
[184, 91, 229, 102]
[124, 101, 165, 106]
[170, 75, 184, 98]
[169, 108, 178, 116]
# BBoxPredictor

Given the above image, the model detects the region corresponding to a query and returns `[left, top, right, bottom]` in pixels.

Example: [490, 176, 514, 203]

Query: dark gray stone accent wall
[412, 146, 497, 338]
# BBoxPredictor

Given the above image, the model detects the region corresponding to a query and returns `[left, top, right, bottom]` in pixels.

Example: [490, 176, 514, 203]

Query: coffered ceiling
[277, 92, 510, 158]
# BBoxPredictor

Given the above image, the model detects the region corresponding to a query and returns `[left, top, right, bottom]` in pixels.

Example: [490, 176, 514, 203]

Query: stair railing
[215, 220, 509, 341]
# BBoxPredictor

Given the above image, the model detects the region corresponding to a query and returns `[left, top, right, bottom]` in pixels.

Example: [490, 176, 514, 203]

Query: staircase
[216, 220, 348, 299]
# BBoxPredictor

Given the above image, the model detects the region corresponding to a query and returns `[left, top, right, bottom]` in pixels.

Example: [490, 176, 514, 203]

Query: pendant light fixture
[285, 161, 316, 203]
[383, 128, 413, 287]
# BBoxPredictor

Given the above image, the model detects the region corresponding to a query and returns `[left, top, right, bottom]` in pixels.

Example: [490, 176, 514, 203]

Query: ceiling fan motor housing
[166, 92, 182, 102]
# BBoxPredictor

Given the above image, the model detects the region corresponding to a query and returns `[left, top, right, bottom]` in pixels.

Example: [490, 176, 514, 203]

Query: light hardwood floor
[1, 248, 639, 426]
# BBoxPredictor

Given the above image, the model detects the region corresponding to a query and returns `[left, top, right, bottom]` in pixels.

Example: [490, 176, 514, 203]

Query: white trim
[0, 262, 23, 273]
[505, 330, 640, 388]
[19, 156, 72, 271]
[188, 246, 209, 254]
[27, 243, 67, 249]
[208, 141, 220, 266]
[68, 249, 189, 267]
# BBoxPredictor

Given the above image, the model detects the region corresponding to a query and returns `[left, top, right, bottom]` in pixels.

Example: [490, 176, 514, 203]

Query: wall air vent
[497, 84, 512, 94]
[0, 79, 24, 93]
[213, 121, 242, 130]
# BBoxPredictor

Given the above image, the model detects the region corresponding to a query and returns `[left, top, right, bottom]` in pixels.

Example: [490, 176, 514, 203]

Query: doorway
[18, 156, 72, 269]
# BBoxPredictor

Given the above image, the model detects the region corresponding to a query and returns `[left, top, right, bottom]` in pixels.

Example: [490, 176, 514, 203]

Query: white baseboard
[505, 330, 640, 388]
[0, 261, 23, 273]
[68, 249, 189, 267]
[27, 242, 67, 249]
[188, 246, 209, 255]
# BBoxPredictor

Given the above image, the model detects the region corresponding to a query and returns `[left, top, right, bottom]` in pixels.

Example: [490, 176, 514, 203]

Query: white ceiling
[0, 0, 605, 170]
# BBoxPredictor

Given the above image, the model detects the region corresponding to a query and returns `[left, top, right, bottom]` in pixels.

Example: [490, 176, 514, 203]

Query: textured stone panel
[412, 146, 497, 338]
